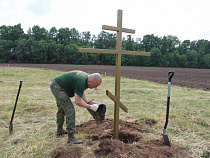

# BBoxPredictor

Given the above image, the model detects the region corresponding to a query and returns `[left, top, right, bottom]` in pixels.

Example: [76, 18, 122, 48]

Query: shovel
[9, 80, 23, 134]
[162, 71, 175, 147]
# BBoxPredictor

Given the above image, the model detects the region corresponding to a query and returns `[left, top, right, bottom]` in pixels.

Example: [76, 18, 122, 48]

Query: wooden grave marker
[78, 9, 151, 139]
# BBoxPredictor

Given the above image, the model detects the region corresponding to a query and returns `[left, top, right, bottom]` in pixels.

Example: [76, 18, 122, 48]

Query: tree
[29, 40, 47, 63]
[57, 27, 71, 45]
[64, 44, 78, 64]
[1, 23, 210, 68]
[14, 39, 30, 62]
[179, 40, 190, 54]
[46, 40, 60, 63]
[12, 24, 24, 41]
[48, 27, 58, 40]
[178, 54, 187, 67]
[94, 31, 116, 65]
[0, 24, 24, 41]
[167, 35, 180, 52]
[197, 50, 206, 68]
[94, 31, 116, 49]
[190, 40, 197, 51]
[81, 31, 91, 47]
[75, 52, 88, 64]
[165, 53, 175, 67]
[31, 25, 48, 41]
[141, 34, 161, 52]
[186, 50, 198, 68]
[173, 50, 180, 67]
[203, 54, 210, 68]
[150, 47, 162, 66]
[123, 35, 135, 51]
[0, 40, 15, 62]
[54, 43, 65, 63]
[196, 39, 210, 55]
[70, 28, 80, 43]
[160, 36, 169, 56]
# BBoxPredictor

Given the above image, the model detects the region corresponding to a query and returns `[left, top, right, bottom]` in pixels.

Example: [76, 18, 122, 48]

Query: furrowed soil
[1, 64, 208, 158]
[1, 64, 209, 91]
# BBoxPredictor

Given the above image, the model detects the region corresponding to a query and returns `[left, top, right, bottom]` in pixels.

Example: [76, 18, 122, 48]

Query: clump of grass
[0, 67, 209, 158]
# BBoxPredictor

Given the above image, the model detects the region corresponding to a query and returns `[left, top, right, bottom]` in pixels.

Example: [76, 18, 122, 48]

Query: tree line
[0, 23, 210, 68]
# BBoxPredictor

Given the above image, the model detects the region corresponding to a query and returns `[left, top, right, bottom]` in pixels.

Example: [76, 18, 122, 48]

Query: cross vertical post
[78, 9, 151, 139]
[114, 10, 122, 139]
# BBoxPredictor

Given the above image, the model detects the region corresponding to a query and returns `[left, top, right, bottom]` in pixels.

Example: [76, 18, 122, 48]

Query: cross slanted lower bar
[78, 9, 151, 139]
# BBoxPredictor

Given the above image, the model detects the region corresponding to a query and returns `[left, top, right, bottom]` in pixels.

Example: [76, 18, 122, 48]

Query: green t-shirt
[54, 70, 88, 98]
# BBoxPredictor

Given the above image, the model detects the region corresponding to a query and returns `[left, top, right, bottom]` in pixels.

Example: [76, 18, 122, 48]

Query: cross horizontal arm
[121, 50, 151, 56]
[78, 48, 117, 54]
[78, 48, 151, 56]
[106, 90, 128, 112]
[102, 25, 135, 34]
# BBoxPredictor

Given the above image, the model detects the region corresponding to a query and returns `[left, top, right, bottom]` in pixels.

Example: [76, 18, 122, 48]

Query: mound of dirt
[95, 139, 190, 158]
[76, 118, 150, 143]
[75, 118, 190, 157]
[53, 118, 190, 157]
[52, 118, 190, 157]
[53, 147, 82, 158]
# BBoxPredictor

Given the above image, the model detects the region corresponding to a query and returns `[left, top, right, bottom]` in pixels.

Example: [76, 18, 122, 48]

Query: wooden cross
[78, 10, 151, 139]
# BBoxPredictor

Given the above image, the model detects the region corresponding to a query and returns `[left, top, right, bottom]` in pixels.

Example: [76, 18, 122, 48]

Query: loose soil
[2, 64, 204, 157]
[53, 147, 82, 158]
[1, 64, 209, 91]
[54, 119, 190, 158]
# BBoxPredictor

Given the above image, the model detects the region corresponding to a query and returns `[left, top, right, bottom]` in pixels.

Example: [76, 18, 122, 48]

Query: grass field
[0, 67, 209, 158]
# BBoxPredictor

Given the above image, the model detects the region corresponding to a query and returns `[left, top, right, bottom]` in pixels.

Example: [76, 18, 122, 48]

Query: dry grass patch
[0, 67, 209, 158]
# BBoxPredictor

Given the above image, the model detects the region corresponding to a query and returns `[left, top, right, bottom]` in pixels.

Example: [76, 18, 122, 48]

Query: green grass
[0, 67, 209, 158]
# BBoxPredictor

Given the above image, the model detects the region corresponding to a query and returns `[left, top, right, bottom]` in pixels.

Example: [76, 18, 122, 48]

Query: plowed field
[1, 64, 209, 91]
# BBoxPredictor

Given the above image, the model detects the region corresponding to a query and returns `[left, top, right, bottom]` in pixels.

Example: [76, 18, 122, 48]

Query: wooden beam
[106, 90, 128, 112]
[78, 48, 151, 56]
[102, 25, 135, 34]
[78, 48, 117, 54]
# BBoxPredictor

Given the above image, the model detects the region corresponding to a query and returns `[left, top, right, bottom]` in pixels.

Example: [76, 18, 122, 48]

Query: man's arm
[74, 93, 90, 109]
[74, 93, 99, 112]
[82, 91, 88, 103]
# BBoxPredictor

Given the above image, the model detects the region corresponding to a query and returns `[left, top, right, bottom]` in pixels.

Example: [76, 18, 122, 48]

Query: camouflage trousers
[50, 80, 76, 134]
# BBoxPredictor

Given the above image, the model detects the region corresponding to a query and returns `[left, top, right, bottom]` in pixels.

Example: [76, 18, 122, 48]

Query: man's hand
[90, 104, 99, 112]
[87, 100, 106, 124]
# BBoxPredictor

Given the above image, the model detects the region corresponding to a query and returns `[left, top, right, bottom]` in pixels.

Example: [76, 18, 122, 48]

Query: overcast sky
[1, 0, 210, 42]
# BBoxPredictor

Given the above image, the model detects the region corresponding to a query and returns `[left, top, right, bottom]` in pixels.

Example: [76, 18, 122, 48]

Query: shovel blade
[162, 132, 171, 147]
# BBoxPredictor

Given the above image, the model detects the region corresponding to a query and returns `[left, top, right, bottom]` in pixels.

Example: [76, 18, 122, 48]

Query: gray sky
[1, 0, 210, 42]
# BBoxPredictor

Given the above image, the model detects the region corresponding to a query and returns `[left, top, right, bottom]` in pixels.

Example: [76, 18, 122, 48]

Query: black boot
[67, 133, 83, 144]
[57, 125, 67, 136]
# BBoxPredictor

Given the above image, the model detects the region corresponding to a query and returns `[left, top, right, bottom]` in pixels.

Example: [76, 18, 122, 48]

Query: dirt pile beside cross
[53, 118, 190, 158]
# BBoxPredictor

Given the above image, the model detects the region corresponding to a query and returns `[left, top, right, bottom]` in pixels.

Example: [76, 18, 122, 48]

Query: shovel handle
[168, 71, 175, 82]
[9, 80, 23, 133]
[164, 71, 175, 130]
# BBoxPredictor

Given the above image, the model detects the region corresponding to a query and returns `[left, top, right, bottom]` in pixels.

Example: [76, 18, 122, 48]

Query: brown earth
[54, 119, 190, 158]
[1, 64, 206, 157]
[1, 64, 209, 91]
[53, 147, 82, 158]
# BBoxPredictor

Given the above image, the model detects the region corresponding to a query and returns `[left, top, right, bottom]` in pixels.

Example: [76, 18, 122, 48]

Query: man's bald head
[87, 73, 102, 89]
